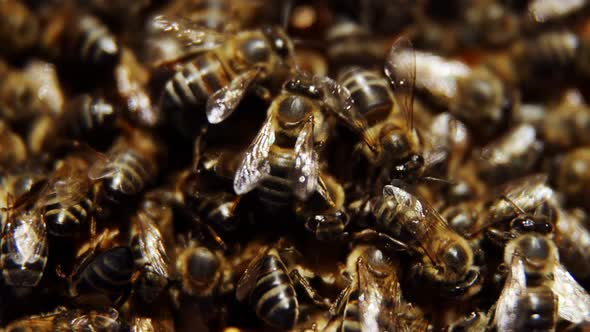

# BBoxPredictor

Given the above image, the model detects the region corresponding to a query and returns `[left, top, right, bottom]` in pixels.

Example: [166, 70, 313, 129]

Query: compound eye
[510, 217, 535, 233]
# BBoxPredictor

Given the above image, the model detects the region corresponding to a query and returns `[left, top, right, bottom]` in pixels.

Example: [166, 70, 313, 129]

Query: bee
[526, 0, 589, 28]
[41, 6, 121, 70]
[325, 18, 388, 71]
[333, 0, 421, 35]
[0, 60, 64, 125]
[446, 311, 489, 332]
[79, 0, 151, 24]
[387, 47, 513, 138]
[61, 93, 118, 141]
[128, 314, 175, 332]
[0, 120, 27, 169]
[551, 147, 590, 210]
[89, 129, 162, 202]
[330, 245, 432, 332]
[459, 0, 520, 47]
[475, 124, 543, 184]
[554, 208, 590, 280]
[541, 90, 590, 150]
[151, 15, 293, 127]
[130, 194, 172, 303]
[366, 184, 480, 297]
[233, 73, 374, 209]
[61, 229, 136, 306]
[1, 200, 48, 288]
[115, 48, 159, 128]
[494, 233, 590, 330]
[174, 237, 232, 299]
[0, 0, 38, 56]
[4, 307, 121, 332]
[236, 244, 329, 330]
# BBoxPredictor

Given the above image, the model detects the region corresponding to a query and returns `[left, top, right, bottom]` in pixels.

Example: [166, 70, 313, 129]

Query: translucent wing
[150, 15, 226, 49]
[382, 185, 455, 266]
[133, 212, 170, 278]
[494, 255, 527, 332]
[552, 263, 590, 324]
[36, 164, 89, 209]
[236, 247, 267, 302]
[356, 257, 384, 332]
[291, 116, 318, 200]
[314, 75, 378, 152]
[385, 36, 416, 131]
[233, 116, 275, 195]
[206, 69, 260, 124]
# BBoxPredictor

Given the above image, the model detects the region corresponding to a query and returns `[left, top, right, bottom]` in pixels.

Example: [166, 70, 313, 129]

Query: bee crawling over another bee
[150, 14, 294, 129]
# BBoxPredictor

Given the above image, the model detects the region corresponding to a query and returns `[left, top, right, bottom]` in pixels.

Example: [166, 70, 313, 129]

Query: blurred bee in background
[130, 193, 172, 303]
[88, 128, 163, 202]
[459, 0, 520, 48]
[539, 89, 590, 151]
[554, 207, 590, 281]
[0, 120, 28, 170]
[149, 15, 294, 134]
[550, 147, 590, 211]
[236, 244, 330, 330]
[475, 124, 543, 184]
[363, 185, 481, 298]
[40, 3, 121, 72]
[524, 0, 590, 30]
[0, 0, 38, 58]
[233, 72, 373, 210]
[387, 47, 515, 139]
[330, 245, 433, 332]
[3, 306, 121, 332]
[494, 233, 590, 330]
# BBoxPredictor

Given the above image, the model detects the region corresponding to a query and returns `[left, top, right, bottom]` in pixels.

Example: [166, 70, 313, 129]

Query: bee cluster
[2, 0, 590, 331]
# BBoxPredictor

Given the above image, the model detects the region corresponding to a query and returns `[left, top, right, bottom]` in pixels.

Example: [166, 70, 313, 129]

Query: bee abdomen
[44, 198, 92, 237]
[251, 255, 298, 329]
[162, 53, 231, 110]
[339, 68, 394, 123]
[76, 247, 134, 295]
[516, 286, 557, 331]
[103, 151, 154, 199]
[74, 15, 120, 69]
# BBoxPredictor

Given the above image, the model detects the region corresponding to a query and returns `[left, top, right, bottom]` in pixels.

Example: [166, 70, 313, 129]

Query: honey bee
[130, 194, 172, 303]
[174, 237, 233, 299]
[387, 48, 513, 138]
[541, 89, 590, 150]
[61, 93, 118, 141]
[151, 15, 293, 127]
[88, 129, 162, 202]
[551, 147, 590, 210]
[366, 184, 480, 297]
[61, 229, 136, 306]
[325, 18, 388, 71]
[0, 60, 64, 125]
[459, 0, 520, 47]
[494, 233, 590, 330]
[554, 208, 590, 281]
[41, 5, 121, 71]
[526, 0, 589, 28]
[476, 124, 543, 184]
[233, 73, 373, 209]
[0, 0, 39, 57]
[330, 245, 433, 332]
[236, 244, 329, 330]
[3, 307, 121, 332]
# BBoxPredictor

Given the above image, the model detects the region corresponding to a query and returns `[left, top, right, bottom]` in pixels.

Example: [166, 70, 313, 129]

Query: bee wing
[356, 257, 385, 331]
[290, 116, 318, 200]
[552, 263, 590, 324]
[234, 116, 275, 195]
[385, 36, 416, 131]
[313, 75, 378, 152]
[382, 185, 451, 265]
[206, 69, 261, 124]
[236, 247, 268, 302]
[494, 255, 527, 331]
[87, 152, 117, 181]
[133, 213, 170, 278]
[150, 15, 226, 50]
[36, 165, 89, 209]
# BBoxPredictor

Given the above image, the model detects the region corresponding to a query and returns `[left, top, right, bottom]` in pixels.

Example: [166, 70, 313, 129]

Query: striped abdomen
[75, 247, 134, 296]
[341, 288, 362, 332]
[1, 213, 48, 287]
[257, 148, 295, 209]
[251, 252, 298, 330]
[102, 150, 155, 200]
[162, 52, 232, 111]
[516, 286, 557, 331]
[338, 68, 394, 126]
[74, 15, 121, 69]
[44, 197, 93, 237]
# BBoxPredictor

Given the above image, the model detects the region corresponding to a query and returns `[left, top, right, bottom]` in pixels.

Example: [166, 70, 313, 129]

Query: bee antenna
[500, 195, 526, 215]
[420, 176, 455, 185]
[281, 0, 294, 30]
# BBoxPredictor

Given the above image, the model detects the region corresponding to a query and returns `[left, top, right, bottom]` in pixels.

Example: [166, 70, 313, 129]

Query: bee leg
[350, 229, 408, 252]
[329, 283, 352, 317]
[192, 126, 208, 173]
[316, 176, 336, 208]
[485, 228, 512, 247]
[289, 269, 331, 308]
